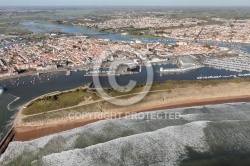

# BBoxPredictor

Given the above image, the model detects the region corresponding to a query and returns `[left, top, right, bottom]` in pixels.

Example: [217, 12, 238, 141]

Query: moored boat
[0, 87, 4, 94]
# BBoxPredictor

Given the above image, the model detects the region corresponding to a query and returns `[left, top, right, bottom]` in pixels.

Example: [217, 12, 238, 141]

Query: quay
[158, 66, 202, 74]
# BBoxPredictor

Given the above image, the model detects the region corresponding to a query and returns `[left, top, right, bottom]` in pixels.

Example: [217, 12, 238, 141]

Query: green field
[22, 88, 100, 115]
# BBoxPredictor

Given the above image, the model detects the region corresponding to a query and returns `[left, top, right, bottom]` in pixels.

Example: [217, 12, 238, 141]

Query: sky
[0, 0, 250, 6]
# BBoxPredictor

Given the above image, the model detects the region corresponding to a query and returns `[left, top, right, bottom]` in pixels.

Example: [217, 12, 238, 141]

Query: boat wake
[7, 94, 21, 112]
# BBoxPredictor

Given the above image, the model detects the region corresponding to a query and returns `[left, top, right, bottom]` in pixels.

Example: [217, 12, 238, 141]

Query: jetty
[158, 65, 202, 74]
[0, 128, 15, 155]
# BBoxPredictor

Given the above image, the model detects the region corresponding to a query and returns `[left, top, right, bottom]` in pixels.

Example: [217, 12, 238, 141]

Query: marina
[197, 73, 250, 80]
[203, 55, 250, 73]
[197, 74, 237, 80]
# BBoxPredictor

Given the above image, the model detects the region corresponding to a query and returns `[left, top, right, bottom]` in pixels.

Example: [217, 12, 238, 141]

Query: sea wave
[0, 102, 250, 166]
[34, 121, 209, 166]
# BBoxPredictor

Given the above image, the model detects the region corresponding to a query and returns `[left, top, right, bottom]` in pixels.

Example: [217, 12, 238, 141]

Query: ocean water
[0, 102, 250, 166]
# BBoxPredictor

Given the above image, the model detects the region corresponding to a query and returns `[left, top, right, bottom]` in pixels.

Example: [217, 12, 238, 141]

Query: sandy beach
[12, 80, 250, 141]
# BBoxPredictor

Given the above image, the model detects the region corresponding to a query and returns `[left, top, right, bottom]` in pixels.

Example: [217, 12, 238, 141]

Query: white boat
[0, 87, 4, 94]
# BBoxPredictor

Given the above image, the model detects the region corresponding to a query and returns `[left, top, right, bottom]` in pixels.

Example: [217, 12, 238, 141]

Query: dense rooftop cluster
[156, 19, 250, 43]
[85, 18, 207, 29]
[0, 37, 221, 78]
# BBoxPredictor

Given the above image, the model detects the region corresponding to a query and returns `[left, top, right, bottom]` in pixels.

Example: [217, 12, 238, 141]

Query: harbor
[203, 55, 250, 73]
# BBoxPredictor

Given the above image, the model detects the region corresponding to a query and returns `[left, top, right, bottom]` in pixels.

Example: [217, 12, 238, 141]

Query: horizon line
[1, 5, 250, 7]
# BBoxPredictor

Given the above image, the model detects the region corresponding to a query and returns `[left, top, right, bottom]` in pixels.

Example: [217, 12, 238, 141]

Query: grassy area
[108, 78, 250, 97]
[22, 88, 100, 115]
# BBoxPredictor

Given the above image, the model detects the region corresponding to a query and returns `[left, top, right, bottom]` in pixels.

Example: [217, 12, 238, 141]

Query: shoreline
[0, 69, 68, 81]
[12, 95, 250, 142]
[0, 66, 91, 81]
